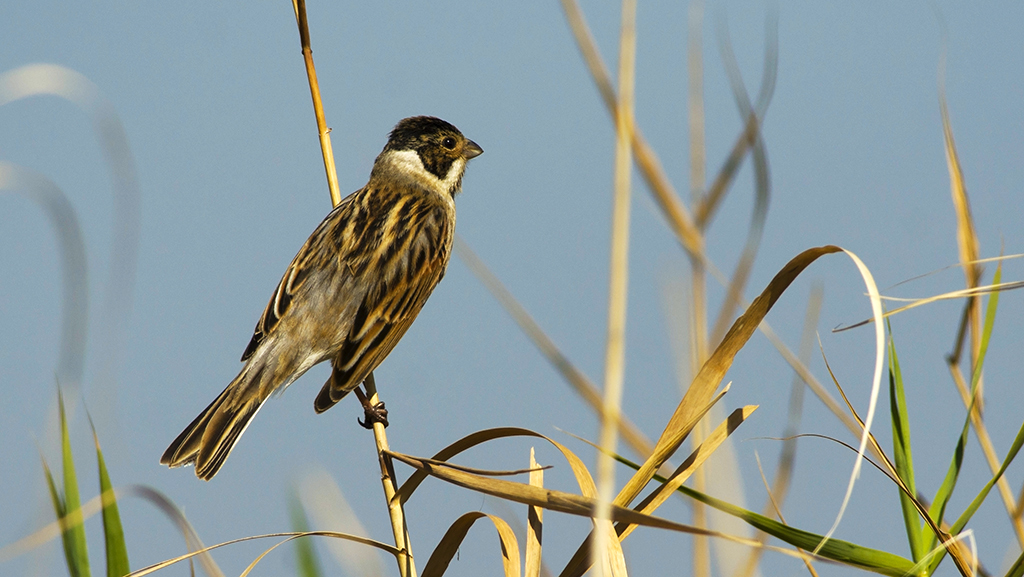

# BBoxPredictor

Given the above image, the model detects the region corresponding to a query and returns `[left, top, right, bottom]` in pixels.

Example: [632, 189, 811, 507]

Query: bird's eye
[441, 136, 457, 150]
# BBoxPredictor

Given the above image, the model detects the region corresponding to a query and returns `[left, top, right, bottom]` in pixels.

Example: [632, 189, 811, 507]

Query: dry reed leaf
[834, 280, 1024, 332]
[127, 531, 400, 577]
[885, 255, 1020, 291]
[937, 38, 1024, 546]
[421, 512, 521, 577]
[395, 428, 599, 506]
[392, 429, 632, 576]
[939, 77, 980, 290]
[389, 449, 822, 572]
[616, 246, 842, 513]
[688, 0, 706, 204]
[625, 406, 756, 538]
[391, 451, 718, 535]
[559, 405, 755, 577]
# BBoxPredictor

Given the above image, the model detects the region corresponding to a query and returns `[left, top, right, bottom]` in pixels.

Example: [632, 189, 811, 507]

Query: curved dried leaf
[617, 246, 842, 513]
[421, 512, 521, 577]
[127, 531, 401, 577]
[390, 451, 834, 571]
[240, 529, 401, 577]
[126, 485, 224, 577]
[395, 427, 598, 506]
[391, 450, 700, 533]
[834, 280, 1024, 332]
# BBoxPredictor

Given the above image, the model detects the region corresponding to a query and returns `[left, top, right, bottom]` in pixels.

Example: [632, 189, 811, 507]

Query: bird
[161, 116, 482, 480]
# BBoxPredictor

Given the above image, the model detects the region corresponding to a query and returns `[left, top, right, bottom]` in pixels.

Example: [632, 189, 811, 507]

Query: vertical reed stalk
[290, 3, 415, 574]
[593, 0, 637, 575]
[292, 0, 341, 206]
[687, 3, 711, 575]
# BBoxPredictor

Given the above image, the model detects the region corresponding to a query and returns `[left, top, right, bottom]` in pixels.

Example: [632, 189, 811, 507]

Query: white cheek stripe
[390, 149, 428, 178]
[389, 149, 465, 195]
[442, 158, 466, 192]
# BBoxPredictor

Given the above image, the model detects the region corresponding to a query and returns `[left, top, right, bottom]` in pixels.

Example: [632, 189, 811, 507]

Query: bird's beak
[464, 139, 483, 159]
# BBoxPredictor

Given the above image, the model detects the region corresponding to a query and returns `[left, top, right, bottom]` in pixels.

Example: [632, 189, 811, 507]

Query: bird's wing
[313, 204, 452, 412]
[240, 191, 363, 362]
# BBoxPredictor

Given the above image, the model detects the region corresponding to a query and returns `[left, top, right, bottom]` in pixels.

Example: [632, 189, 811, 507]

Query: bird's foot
[358, 401, 389, 429]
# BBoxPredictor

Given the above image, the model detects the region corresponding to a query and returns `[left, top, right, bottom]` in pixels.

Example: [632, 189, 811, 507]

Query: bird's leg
[354, 386, 389, 429]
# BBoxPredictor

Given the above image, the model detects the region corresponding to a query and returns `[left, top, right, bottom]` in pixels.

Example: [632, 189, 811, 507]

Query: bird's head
[373, 116, 483, 197]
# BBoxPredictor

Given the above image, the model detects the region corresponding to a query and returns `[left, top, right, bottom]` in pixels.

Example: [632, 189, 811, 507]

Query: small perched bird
[161, 116, 482, 480]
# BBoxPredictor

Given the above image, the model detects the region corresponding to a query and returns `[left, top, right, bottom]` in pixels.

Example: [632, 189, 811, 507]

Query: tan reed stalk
[592, 0, 637, 575]
[290, 2, 415, 574]
[362, 374, 415, 577]
[292, 0, 341, 206]
[686, 3, 711, 576]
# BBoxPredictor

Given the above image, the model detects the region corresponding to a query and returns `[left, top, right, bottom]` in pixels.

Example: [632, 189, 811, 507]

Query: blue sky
[2, 1, 1024, 576]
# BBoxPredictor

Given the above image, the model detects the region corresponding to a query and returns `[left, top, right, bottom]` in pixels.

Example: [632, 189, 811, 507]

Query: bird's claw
[358, 401, 389, 429]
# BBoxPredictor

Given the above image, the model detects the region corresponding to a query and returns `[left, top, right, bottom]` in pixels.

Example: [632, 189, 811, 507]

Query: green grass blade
[968, 261, 1001, 393]
[952, 417, 1024, 535]
[42, 456, 66, 526]
[924, 416, 1024, 576]
[888, 330, 925, 561]
[1005, 547, 1024, 577]
[91, 421, 129, 577]
[946, 261, 1006, 538]
[921, 386, 971, 556]
[607, 451, 916, 576]
[289, 493, 323, 577]
[925, 262, 1004, 573]
[58, 390, 91, 577]
[678, 483, 915, 576]
[43, 455, 87, 577]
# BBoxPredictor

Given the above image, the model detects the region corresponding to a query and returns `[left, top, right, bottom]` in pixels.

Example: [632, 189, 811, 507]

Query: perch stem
[363, 373, 416, 577]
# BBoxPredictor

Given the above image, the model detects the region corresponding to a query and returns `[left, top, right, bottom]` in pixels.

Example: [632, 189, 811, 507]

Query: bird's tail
[160, 366, 266, 481]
